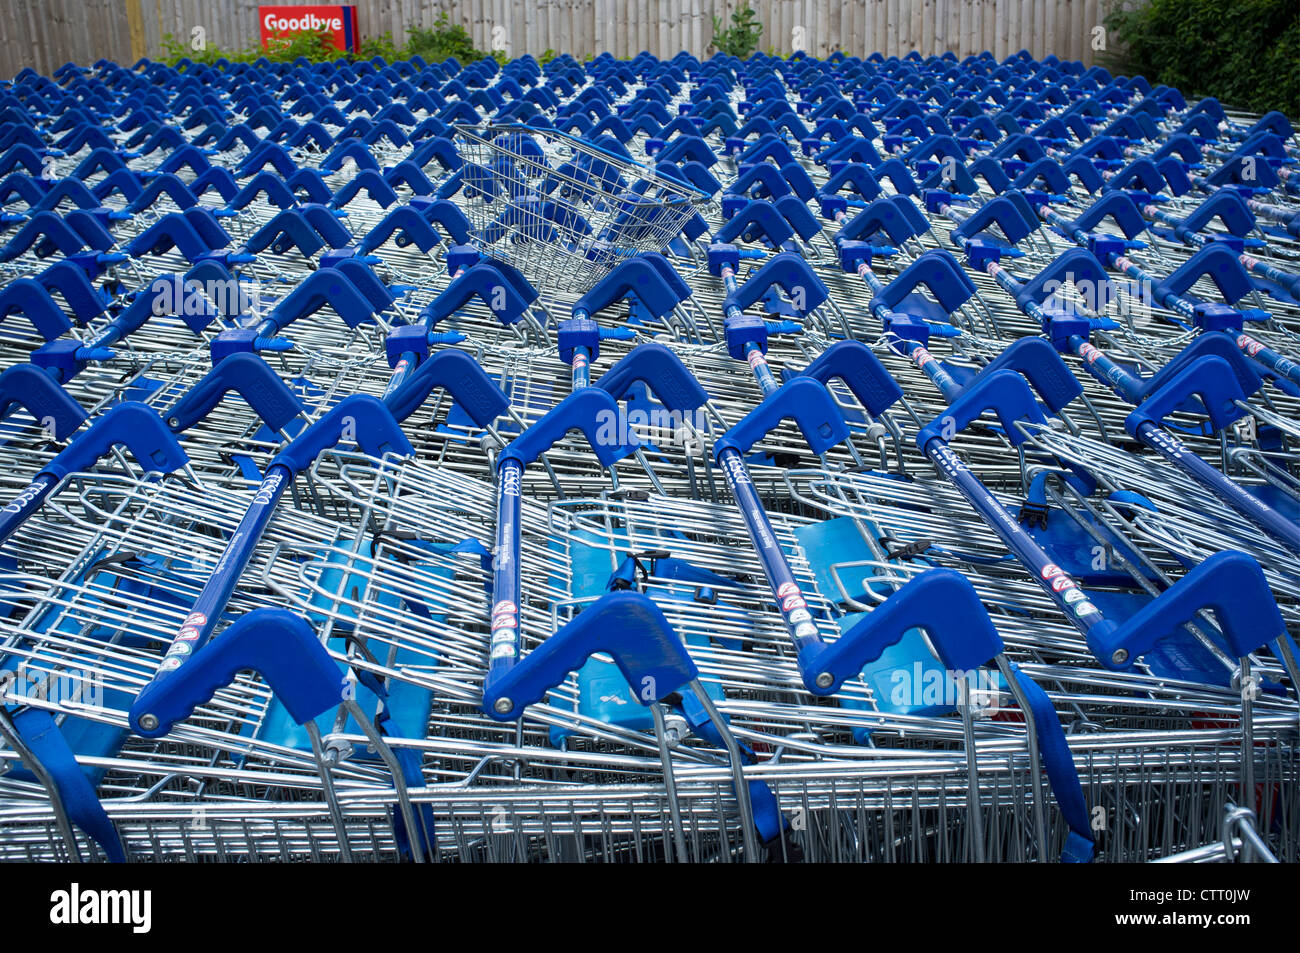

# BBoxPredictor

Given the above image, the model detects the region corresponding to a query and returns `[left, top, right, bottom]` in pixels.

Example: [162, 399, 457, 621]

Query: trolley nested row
[0, 44, 1296, 863]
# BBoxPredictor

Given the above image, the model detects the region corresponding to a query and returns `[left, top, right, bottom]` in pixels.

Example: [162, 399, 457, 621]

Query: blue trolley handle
[487, 389, 635, 688]
[0, 362, 87, 440]
[0, 707, 126, 862]
[132, 608, 345, 737]
[163, 352, 307, 436]
[1124, 357, 1300, 555]
[0, 402, 189, 547]
[484, 590, 697, 718]
[128, 608, 430, 863]
[137, 396, 414, 693]
[794, 565, 1097, 861]
[482, 589, 761, 861]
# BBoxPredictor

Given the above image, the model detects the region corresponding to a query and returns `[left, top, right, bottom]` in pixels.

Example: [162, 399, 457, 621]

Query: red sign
[259, 5, 358, 53]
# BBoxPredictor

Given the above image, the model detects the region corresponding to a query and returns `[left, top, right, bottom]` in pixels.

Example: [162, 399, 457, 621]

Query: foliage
[1102, 0, 1299, 116]
[357, 31, 401, 62]
[263, 27, 344, 63]
[405, 12, 481, 63]
[710, 2, 763, 59]
[159, 12, 501, 69]
[162, 26, 346, 65]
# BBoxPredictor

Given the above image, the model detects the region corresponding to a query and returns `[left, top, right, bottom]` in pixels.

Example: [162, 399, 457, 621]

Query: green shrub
[264, 27, 345, 63]
[1102, 0, 1299, 116]
[162, 26, 345, 66]
[358, 31, 402, 62]
[406, 13, 483, 63]
[159, 12, 499, 69]
[710, 2, 763, 59]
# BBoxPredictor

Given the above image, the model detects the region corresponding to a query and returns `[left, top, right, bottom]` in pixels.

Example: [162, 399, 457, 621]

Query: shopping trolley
[448, 124, 715, 301]
[1, 44, 1298, 866]
[0, 358, 503, 862]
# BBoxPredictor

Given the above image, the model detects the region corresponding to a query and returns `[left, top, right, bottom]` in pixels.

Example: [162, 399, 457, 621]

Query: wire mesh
[451, 124, 714, 296]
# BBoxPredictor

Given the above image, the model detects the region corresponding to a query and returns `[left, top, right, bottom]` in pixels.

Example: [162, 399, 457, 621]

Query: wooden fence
[0, 0, 1121, 79]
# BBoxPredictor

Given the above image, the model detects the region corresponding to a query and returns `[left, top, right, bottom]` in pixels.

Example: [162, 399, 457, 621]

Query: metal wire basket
[451, 124, 713, 295]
